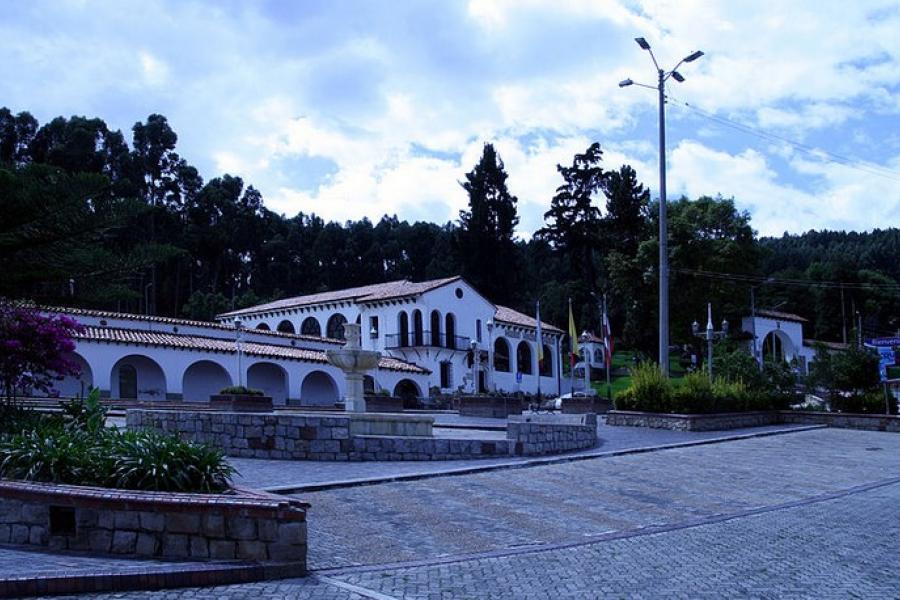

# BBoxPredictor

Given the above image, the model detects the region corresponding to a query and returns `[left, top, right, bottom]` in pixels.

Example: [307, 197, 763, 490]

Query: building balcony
[384, 331, 471, 350]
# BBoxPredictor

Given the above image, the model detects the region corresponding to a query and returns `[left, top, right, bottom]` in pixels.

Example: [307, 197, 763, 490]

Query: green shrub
[673, 372, 715, 413]
[109, 430, 234, 493]
[616, 363, 672, 412]
[0, 395, 234, 493]
[219, 386, 264, 396]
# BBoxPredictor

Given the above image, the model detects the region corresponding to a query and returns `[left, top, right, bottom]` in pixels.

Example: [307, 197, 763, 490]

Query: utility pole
[840, 285, 847, 345]
[620, 40, 703, 376]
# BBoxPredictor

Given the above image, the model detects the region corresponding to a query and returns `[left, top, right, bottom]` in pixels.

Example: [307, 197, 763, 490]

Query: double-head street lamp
[692, 303, 728, 378]
[620, 38, 703, 376]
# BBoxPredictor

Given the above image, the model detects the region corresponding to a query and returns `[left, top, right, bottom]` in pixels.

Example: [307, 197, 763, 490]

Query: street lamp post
[620, 38, 703, 376]
[692, 303, 728, 378]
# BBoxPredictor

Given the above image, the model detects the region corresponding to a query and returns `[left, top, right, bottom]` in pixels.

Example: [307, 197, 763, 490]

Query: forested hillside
[2, 107, 897, 353]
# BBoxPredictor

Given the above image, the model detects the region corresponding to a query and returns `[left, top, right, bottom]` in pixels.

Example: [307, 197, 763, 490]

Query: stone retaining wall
[0, 481, 308, 571]
[607, 409, 900, 432]
[561, 397, 612, 415]
[778, 411, 900, 432]
[606, 410, 780, 431]
[127, 409, 597, 460]
[508, 414, 597, 455]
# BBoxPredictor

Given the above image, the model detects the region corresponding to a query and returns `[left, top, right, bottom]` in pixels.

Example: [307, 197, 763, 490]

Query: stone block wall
[128, 409, 597, 461]
[778, 411, 900, 432]
[0, 481, 308, 570]
[507, 414, 598, 455]
[606, 410, 780, 431]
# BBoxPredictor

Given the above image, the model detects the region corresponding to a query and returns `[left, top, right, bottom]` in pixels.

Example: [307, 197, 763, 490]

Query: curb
[264, 425, 825, 494]
[0, 555, 304, 599]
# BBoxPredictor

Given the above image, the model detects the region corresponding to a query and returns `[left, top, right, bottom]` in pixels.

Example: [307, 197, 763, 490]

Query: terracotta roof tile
[494, 305, 563, 333]
[218, 276, 462, 318]
[756, 309, 808, 323]
[76, 327, 428, 374]
[41, 306, 342, 345]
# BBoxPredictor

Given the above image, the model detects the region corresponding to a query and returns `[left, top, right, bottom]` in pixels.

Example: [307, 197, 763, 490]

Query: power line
[666, 96, 900, 184]
[671, 267, 900, 291]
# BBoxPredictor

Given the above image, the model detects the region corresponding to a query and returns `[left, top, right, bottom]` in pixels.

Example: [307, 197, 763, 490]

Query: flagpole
[536, 300, 542, 401]
[604, 293, 611, 400]
[568, 297, 575, 395]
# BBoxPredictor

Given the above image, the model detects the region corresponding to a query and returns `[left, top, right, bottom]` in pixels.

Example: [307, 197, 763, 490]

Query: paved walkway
[45, 427, 900, 598]
[230, 418, 811, 490]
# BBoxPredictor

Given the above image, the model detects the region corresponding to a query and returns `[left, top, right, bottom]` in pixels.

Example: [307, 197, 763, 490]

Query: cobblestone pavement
[230, 417, 809, 490]
[48, 470, 900, 598]
[300, 428, 900, 569]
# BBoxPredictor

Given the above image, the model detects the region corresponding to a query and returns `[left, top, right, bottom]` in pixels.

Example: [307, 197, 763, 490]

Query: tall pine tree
[538, 142, 605, 294]
[454, 143, 519, 305]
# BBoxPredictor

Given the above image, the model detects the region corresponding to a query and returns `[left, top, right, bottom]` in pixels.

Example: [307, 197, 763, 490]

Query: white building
[218, 276, 565, 397]
[742, 309, 843, 373]
[43, 276, 565, 405]
[42, 306, 428, 406]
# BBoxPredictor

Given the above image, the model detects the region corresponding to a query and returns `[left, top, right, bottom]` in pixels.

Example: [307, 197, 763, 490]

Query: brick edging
[0, 554, 304, 599]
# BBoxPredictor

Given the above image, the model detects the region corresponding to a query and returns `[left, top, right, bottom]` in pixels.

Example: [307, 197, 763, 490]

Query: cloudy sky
[3, 0, 900, 237]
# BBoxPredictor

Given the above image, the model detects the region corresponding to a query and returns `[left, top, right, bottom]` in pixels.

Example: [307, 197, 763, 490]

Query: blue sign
[867, 344, 896, 381]
[516, 371, 523, 383]
[867, 337, 900, 347]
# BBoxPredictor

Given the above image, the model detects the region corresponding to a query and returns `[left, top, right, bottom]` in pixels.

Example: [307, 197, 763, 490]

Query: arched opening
[430, 310, 441, 346]
[111, 355, 168, 401]
[182, 360, 232, 402]
[445, 313, 456, 349]
[398, 311, 409, 347]
[594, 348, 603, 364]
[301, 317, 322, 337]
[54, 352, 93, 398]
[493, 338, 511, 372]
[393, 379, 422, 408]
[277, 319, 295, 334]
[517, 341, 533, 375]
[363, 375, 375, 395]
[326, 313, 347, 340]
[762, 330, 793, 363]
[247, 362, 288, 405]
[540, 344, 553, 377]
[299, 370, 339, 406]
[256, 323, 270, 331]
[412, 309, 424, 346]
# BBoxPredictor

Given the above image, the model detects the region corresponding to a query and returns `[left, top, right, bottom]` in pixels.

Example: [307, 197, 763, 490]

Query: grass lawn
[590, 350, 686, 399]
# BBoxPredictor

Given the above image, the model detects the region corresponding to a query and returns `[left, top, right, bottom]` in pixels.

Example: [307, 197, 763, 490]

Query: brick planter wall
[606, 410, 780, 431]
[0, 481, 308, 571]
[458, 396, 524, 418]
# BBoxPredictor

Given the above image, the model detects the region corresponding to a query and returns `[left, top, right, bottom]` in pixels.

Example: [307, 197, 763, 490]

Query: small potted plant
[209, 385, 273, 412]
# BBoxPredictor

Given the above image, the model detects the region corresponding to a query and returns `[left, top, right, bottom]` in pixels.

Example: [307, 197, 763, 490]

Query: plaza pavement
[33, 426, 900, 599]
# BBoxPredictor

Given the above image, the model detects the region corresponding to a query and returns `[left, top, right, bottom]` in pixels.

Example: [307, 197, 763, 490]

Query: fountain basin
[348, 413, 433, 436]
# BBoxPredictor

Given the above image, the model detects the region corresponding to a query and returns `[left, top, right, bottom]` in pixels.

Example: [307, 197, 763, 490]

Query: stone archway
[301, 317, 322, 337]
[326, 314, 347, 340]
[299, 370, 339, 406]
[247, 362, 288, 405]
[517, 341, 533, 375]
[182, 360, 232, 402]
[111, 355, 168, 401]
[277, 319, 296, 334]
[494, 337, 511, 372]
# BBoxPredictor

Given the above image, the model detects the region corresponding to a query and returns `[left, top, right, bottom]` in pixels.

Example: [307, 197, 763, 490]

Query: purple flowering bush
[0, 301, 84, 402]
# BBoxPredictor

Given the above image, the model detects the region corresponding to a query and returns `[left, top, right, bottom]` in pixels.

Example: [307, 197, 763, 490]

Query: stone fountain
[325, 322, 381, 413]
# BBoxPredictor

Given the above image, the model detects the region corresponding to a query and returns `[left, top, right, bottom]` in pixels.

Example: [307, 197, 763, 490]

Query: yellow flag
[568, 300, 579, 365]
